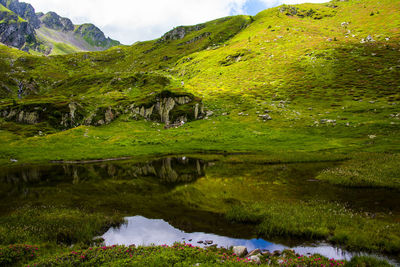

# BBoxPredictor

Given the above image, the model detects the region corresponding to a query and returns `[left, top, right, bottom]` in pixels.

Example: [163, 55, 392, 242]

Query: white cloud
[23, 0, 327, 45]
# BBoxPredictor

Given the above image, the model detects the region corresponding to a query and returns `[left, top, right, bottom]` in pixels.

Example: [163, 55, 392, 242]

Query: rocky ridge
[0, 5, 35, 50]
[0, 0, 120, 54]
[158, 24, 206, 43]
[74, 24, 120, 48]
[39, 12, 74, 32]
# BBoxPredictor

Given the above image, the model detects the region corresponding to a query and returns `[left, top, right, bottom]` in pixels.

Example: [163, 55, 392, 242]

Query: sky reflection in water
[103, 216, 355, 260]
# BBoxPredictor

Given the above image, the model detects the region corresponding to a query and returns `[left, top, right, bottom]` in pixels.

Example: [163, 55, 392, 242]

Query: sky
[23, 0, 328, 45]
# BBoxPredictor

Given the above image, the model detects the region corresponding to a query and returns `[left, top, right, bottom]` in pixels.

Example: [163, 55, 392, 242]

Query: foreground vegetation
[317, 153, 400, 189]
[226, 201, 400, 254]
[0, 155, 399, 266]
[0, 243, 392, 266]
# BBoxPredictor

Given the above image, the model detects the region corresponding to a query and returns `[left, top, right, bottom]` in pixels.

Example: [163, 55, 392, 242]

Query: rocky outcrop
[126, 91, 205, 126]
[0, 92, 204, 129]
[178, 32, 211, 46]
[84, 106, 119, 126]
[40, 12, 74, 32]
[0, 7, 36, 50]
[1, 102, 85, 129]
[2, 108, 39, 124]
[158, 24, 206, 43]
[0, 0, 40, 28]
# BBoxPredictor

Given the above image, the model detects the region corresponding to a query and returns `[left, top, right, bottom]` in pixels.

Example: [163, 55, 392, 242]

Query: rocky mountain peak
[40, 11, 74, 32]
[74, 23, 120, 48]
[0, 0, 120, 54]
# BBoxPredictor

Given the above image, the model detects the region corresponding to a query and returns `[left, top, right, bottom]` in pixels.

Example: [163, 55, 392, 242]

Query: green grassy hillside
[0, 0, 399, 169]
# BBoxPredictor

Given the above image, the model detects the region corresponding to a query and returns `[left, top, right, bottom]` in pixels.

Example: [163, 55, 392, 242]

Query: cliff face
[0, 5, 36, 50]
[0, 0, 40, 28]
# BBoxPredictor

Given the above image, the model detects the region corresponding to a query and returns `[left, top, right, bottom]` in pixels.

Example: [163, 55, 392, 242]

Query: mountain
[0, 2, 36, 51]
[0, 0, 120, 55]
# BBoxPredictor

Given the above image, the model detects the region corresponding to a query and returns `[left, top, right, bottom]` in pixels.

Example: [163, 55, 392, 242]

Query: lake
[1, 155, 399, 264]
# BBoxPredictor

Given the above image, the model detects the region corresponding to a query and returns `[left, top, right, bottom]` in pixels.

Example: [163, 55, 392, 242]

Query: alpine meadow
[0, 0, 399, 266]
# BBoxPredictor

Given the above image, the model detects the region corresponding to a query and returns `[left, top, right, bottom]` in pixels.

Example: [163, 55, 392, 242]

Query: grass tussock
[317, 153, 400, 190]
[0, 205, 123, 246]
[227, 201, 400, 254]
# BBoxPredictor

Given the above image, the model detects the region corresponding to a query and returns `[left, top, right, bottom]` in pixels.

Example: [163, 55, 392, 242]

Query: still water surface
[103, 216, 359, 261]
[1, 156, 399, 264]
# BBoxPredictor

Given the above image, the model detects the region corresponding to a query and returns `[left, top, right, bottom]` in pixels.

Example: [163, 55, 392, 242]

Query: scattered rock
[250, 255, 261, 264]
[320, 119, 336, 125]
[259, 114, 272, 121]
[233, 246, 248, 257]
[273, 250, 282, 256]
[341, 22, 349, 27]
[360, 34, 375, 43]
[261, 250, 271, 256]
[205, 240, 213, 245]
[246, 249, 262, 258]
